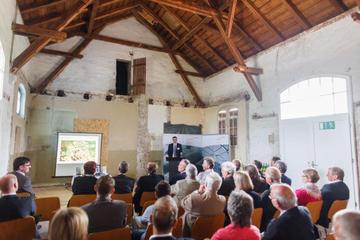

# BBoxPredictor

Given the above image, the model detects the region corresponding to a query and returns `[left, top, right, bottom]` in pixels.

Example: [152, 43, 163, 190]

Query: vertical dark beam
[87, 0, 99, 34]
[226, 0, 238, 37]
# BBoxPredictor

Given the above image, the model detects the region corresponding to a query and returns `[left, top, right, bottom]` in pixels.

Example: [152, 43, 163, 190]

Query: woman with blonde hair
[48, 207, 88, 240]
[233, 171, 261, 208]
[295, 168, 322, 206]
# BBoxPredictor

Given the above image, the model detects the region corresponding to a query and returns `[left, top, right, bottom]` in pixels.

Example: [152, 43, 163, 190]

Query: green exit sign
[319, 121, 335, 130]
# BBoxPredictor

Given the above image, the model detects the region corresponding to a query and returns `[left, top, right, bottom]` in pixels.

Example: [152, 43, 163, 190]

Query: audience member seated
[218, 162, 236, 196]
[170, 159, 190, 185]
[274, 161, 292, 186]
[48, 207, 88, 240]
[245, 164, 269, 194]
[135, 181, 171, 229]
[182, 172, 226, 237]
[72, 161, 97, 195]
[0, 174, 34, 222]
[113, 161, 135, 194]
[171, 163, 200, 206]
[332, 209, 360, 240]
[260, 167, 281, 232]
[233, 171, 261, 208]
[149, 196, 191, 240]
[262, 184, 315, 240]
[211, 190, 261, 240]
[232, 159, 242, 171]
[295, 168, 322, 206]
[317, 166, 349, 228]
[133, 162, 164, 213]
[196, 157, 216, 184]
[81, 175, 127, 233]
[270, 156, 281, 167]
[253, 160, 265, 179]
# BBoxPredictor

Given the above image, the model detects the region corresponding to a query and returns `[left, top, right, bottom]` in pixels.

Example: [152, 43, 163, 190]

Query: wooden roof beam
[147, 0, 216, 17]
[175, 70, 205, 78]
[233, 65, 263, 75]
[87, 0, 100, 34]
[329, 0, 348, 12]
[226, 0, 238, 38]
[241, 0, 285, 41]
[12, 23, 67, 42]
[21, 0, 65, 14]
[40, 49, 83, 59]
[281, 0, 312, 30]
[11, 0, 94, 74]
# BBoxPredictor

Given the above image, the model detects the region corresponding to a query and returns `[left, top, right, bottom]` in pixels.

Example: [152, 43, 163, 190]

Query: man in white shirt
[196, 157, 216, 184]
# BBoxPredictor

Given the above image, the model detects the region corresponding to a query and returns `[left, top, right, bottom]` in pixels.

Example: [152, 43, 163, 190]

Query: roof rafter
[40, 49, 83, 59]
[12, 23, 67, 42]
[11, 0, 94, 73]
[329, 0, 348, 13]
[148, 0, 216, 17]
[87, 0, 100, 34]
[226, 0, 238, 38]
[21, 0, 65, 15]
[281, 0, 312, 30]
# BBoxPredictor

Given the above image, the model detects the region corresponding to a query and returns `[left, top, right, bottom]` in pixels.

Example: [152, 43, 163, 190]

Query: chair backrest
[143, 224, 153, 240]
[0, 216, 35, 240]
[112, 193, 133, 203]
[16, 192, 31, 198]
[191, 213, 225, 240]
[143, 217, 183, 240]
[88, 227, 131, 240]
[325, 233, 335, 240]
[306, 200, 323, 224]
[273, 210, 280, 219]
[35, 197, 61, 221]
[68, 194, 96, 207]
[142, 200, 156, 214]
[126, 203, 133, 225]
[328, 200, 348, 220]
[252, 208, 263, 229]
[140, 192, 156, 207]
[178, 206, 185, 217]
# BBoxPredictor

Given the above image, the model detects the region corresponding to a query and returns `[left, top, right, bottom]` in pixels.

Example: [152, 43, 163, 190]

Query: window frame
[218, 107, 239, 146]
[16, 83, 26, 118]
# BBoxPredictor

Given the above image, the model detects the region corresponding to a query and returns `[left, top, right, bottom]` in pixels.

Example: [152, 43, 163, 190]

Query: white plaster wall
[205, 12, 360, 163]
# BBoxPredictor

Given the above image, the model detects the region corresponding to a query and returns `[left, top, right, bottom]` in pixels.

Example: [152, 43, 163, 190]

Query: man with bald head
[332, 209, 360, 240]
[262, 183, 315, 240]
[0, 174, 33, 222]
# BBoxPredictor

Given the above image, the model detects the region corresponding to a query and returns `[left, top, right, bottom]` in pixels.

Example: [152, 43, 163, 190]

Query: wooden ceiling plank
[226, 0, 238, 38]
[12, 23, 67, 42]
[232, 22, 263, 51]
[40, 49, 83, 59]
[241, 0, 285, 41]
[87, 0, 100, 34]
[132, 10, 204, 106]
[11, 0, 94, 73]
[193, 35, 230, 66]
[21, 0, 65, 14]
[281, 0, 312, 29]
[147, 0, 215, 17]
[175, 70, 205, 78]
[328, 0, 348, 12]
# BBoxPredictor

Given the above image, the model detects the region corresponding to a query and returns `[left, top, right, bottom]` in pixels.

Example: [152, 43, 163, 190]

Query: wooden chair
[252, 208, 263, 229]
[273, 210, 280, 219]
[142, 200, 156, 214]
[112, 193, 133, 203]
[35, 197, 61, 221]
[306, 200, 323, 224]
[88, 227, 131, 240]
[140, 192, 156, 208]
[328, 200, 348, 220]
[126, 203, 133, 225]
[143, 217, 183, 240]
[16, 192, 31, 198]
[178, 206, 185, 217]
[191, 213, 225, 240]
[325, 233, 335, 240]
[0, 216, 36, 240]
[67, 194, 96, 207]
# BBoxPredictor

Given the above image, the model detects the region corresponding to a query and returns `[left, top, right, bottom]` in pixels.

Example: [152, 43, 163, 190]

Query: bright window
[0, 41, 4, 100]
[280, 77, 347, 120]
[218, 108, 239, 146]
[16, 84, 26, 118]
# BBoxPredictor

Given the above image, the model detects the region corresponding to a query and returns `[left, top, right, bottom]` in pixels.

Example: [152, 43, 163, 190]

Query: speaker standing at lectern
[166, 136, 183, 181]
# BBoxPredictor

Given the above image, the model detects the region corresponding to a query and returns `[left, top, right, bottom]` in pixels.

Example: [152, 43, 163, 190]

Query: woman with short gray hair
[171, 164, 200, 206]
[211, 191, 261, 240]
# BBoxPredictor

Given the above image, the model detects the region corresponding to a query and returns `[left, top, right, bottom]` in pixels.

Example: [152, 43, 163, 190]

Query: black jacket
[72, 175, 97, 195]
[113, 174, 135, 194]
[260, 189, 277, 232]
[170, 171, 186, 185]
[317, 181, 349, 227]
[0, 195, 33, 222]
[281, 175, 292, 186]
[167, 143, 182, 159]
[218, 176, 235, 196]
[245, 190, 262, 208]
[263, 206, 315, 240]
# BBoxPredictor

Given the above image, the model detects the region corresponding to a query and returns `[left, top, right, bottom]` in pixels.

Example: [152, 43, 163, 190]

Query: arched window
[0, 40, 4, 100]
[16, 83, 26, 118]
[218, 108, 239, 146]
[280, 76, 347, 120]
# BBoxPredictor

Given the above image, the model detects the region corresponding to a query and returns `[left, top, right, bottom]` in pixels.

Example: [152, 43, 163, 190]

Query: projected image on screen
[55, 133, 102, 176]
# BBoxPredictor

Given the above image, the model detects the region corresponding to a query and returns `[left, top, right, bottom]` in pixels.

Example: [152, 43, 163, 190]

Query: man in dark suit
[113, 161, 135, 193]
[167, 136, 183, 159]
[149, 196, 191, 240]
[262, 183, 315, 240]
[260, 167, 281, 232]
[274, 161, 292, 186]
[133, 162, 164, 213]
[170, 159, 189, 185]
[0, 174, 34, 222]
[218, 161, 236, 196]
[317, 166, 349, 228]
[82, 175, 127, 233]
[72, 161, 98, 195]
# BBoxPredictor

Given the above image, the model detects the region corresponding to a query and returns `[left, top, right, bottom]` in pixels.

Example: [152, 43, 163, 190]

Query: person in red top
[211, 190, 260, 240]
[295, 168, 322, 206]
